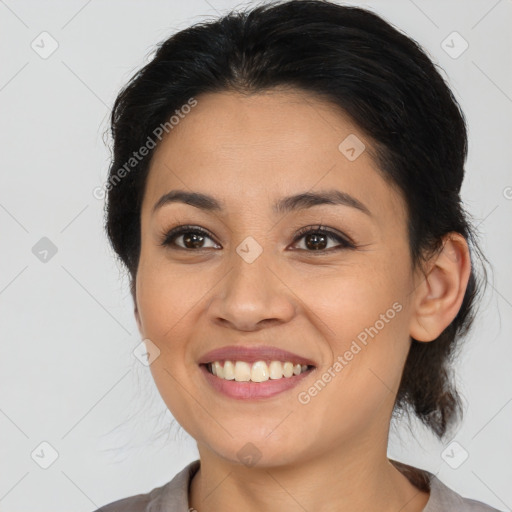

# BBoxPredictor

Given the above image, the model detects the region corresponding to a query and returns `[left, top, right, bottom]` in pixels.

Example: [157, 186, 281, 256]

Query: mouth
[197, 346, 317, 400]
[203, 360, 315, 381]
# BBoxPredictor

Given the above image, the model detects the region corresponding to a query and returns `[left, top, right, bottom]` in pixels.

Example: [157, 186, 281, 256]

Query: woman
[94, 0, 500, 510]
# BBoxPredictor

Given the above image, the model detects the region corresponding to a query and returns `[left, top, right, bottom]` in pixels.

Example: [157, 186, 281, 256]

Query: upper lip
[198, 345, 316, 367]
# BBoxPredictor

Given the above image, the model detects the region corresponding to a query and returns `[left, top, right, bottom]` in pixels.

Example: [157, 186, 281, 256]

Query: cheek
[289, 295, 410, 458]
[135, 258, 212, 342]
[135, 261, 212, 436]
[305, 255, 408, 331]
[305, 257, 412, 386]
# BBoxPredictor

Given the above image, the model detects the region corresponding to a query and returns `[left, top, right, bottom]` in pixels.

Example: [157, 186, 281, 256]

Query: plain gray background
[1, 0, 511, 510]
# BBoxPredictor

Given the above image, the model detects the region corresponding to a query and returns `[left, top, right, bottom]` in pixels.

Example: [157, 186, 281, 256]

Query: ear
[134, 303, 143, 335]
[132, 280, 143, 336]
[409, 233, 471, 342]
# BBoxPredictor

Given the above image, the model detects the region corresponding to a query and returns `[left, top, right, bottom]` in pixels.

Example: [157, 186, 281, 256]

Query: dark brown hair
[103, 0, 488, 439]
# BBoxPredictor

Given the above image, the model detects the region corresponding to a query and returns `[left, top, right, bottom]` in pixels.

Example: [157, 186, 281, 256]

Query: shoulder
[90, 459, 200, 512]
[389, 459, 503, 512]
[428, 475, 504, 512]
[461, 497, 505, 512]
[92, 493, 150, 512]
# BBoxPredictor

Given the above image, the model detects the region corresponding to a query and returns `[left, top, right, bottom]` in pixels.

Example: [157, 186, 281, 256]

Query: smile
[197, 345, 317, 399]
[199, 361, 316, 400]
[206, 360, 312, 381]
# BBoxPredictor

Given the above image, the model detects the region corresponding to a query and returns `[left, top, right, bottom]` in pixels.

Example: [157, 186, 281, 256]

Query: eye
[290, 224, 355, 252]
[159, 223, 355, 252]
[159, 225, 220, 250]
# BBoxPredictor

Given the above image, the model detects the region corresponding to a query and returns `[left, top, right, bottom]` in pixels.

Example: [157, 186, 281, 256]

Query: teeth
[223, 360, 235, 380]
[213, 361, 224, 378]
[251, 361, 269, 382]
[234, 361, 251, 382]
[269, 361, 283, 379]
[283, 362, 294, 378]
[207, 360, 312, 382]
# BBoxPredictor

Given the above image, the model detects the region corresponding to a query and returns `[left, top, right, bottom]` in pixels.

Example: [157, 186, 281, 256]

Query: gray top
[92, 459, 503, 512]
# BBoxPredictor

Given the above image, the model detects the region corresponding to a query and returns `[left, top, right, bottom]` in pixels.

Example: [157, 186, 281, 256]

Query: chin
[203, 434, 309, 470]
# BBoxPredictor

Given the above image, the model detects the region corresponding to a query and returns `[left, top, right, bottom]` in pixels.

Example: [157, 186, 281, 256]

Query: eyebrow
[152, 189, 371, 216]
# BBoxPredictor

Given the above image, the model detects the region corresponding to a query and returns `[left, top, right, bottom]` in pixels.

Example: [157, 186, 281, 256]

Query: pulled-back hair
[103, 0, 488, 439]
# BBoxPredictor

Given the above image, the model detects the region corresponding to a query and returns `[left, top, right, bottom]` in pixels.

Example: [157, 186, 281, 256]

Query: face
[134, 89, 419, 468]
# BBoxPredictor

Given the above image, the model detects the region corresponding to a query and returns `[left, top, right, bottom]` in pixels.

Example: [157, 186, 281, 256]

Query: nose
[207, 250, 296, 332]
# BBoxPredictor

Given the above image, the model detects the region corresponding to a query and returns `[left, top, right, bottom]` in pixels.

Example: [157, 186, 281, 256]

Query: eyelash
[159, 224, 356, 253]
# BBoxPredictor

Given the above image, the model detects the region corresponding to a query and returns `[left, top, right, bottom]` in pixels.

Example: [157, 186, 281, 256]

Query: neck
[189, 432, 430, 512]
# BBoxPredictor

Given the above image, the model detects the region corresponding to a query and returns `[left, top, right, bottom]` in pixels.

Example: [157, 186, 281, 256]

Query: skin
[133, 89, 471, 512]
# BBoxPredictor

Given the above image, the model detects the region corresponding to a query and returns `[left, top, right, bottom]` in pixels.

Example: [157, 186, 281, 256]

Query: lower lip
[199, 364, 315, 400]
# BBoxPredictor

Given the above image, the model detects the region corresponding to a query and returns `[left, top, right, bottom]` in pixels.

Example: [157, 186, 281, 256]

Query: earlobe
[409, 233, 471, 342]
[133, 292, 144, 336]
[134, 304, 142, 334]
[132, 280, 143, 335]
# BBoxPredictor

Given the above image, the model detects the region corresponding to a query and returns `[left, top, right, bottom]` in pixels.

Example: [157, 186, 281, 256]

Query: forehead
[142, 89, 405, 222]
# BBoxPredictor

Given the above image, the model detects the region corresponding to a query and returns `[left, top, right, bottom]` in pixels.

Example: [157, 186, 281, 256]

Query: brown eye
[160, 225, 220, 250]
[292, 225, 354, 252]
[159, 224, 354, 253]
